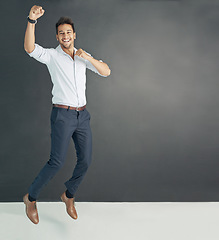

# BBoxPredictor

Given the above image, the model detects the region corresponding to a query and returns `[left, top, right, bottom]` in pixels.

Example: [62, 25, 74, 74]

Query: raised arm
[24, 5, 45, 53]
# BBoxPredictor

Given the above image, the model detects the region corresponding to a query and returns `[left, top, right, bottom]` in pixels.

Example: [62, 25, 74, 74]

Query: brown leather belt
[53, 104, 86, 111]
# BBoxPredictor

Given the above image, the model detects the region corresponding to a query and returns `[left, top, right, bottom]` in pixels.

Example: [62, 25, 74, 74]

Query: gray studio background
[1, 0, 219, 202]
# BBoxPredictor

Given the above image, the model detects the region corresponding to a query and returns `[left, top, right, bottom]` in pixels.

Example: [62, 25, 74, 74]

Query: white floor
[0, 202, 219, 240]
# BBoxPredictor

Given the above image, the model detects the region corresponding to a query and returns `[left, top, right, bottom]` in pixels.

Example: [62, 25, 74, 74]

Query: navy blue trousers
[28, 106, 92, 200]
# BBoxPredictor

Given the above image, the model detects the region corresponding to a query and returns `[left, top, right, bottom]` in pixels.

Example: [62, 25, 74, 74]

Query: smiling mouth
[63, 39, 70, 42]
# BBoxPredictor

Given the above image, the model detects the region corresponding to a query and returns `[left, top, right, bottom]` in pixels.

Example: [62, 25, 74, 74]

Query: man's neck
[60, 45, 75, 59]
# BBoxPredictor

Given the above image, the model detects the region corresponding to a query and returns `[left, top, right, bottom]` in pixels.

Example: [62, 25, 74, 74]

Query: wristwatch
[27, 16, 37, 24]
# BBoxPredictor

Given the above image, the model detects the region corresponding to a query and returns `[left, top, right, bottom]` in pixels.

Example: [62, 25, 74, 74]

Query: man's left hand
[75, 48, 90, 60]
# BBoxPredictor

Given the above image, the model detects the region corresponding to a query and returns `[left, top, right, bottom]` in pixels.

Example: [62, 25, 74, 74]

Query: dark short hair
[56, 17, 75, 34]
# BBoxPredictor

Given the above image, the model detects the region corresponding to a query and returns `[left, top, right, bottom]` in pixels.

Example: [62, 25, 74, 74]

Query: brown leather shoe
[23, 194, 39, 224]
[61, 192, 78, 220]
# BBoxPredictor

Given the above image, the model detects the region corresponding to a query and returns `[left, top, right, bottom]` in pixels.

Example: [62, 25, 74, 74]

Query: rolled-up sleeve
[86, 58, 107, 77]
[27, 43, 51, 65]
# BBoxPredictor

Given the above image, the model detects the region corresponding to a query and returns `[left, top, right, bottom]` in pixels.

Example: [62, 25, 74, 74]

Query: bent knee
[47, 158, 64, 169]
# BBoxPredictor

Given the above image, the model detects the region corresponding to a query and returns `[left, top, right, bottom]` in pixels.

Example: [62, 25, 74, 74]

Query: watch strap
[27, 16, 37, 24]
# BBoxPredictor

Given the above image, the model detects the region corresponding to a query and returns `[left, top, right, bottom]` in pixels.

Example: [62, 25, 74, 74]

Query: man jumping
[23, 5, 111, 224]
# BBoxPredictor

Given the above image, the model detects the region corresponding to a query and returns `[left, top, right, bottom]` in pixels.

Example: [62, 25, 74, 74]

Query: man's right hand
[29, 5, 45, 20]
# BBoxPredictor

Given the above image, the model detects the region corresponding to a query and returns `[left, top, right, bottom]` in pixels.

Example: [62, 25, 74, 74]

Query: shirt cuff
[26, 44, 37, 57]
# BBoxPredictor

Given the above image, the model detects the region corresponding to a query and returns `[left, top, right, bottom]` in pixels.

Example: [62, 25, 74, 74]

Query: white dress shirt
[27, 43, 104, 107]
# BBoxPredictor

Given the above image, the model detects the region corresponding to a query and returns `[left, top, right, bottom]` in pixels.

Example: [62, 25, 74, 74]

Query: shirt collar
[56, 44, 77, 56]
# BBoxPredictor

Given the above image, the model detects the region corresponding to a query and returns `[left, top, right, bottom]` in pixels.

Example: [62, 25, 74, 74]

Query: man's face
[56, 24, 76, 49]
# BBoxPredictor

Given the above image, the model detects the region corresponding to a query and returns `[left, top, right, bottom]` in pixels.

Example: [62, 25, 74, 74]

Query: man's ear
[56, 34, 58, 41]
[74, 32, 76, 39]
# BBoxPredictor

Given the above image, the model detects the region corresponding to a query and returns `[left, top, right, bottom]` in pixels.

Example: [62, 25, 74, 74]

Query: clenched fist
[75, 48, 90, 60]
[29, 5, 45, 20]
